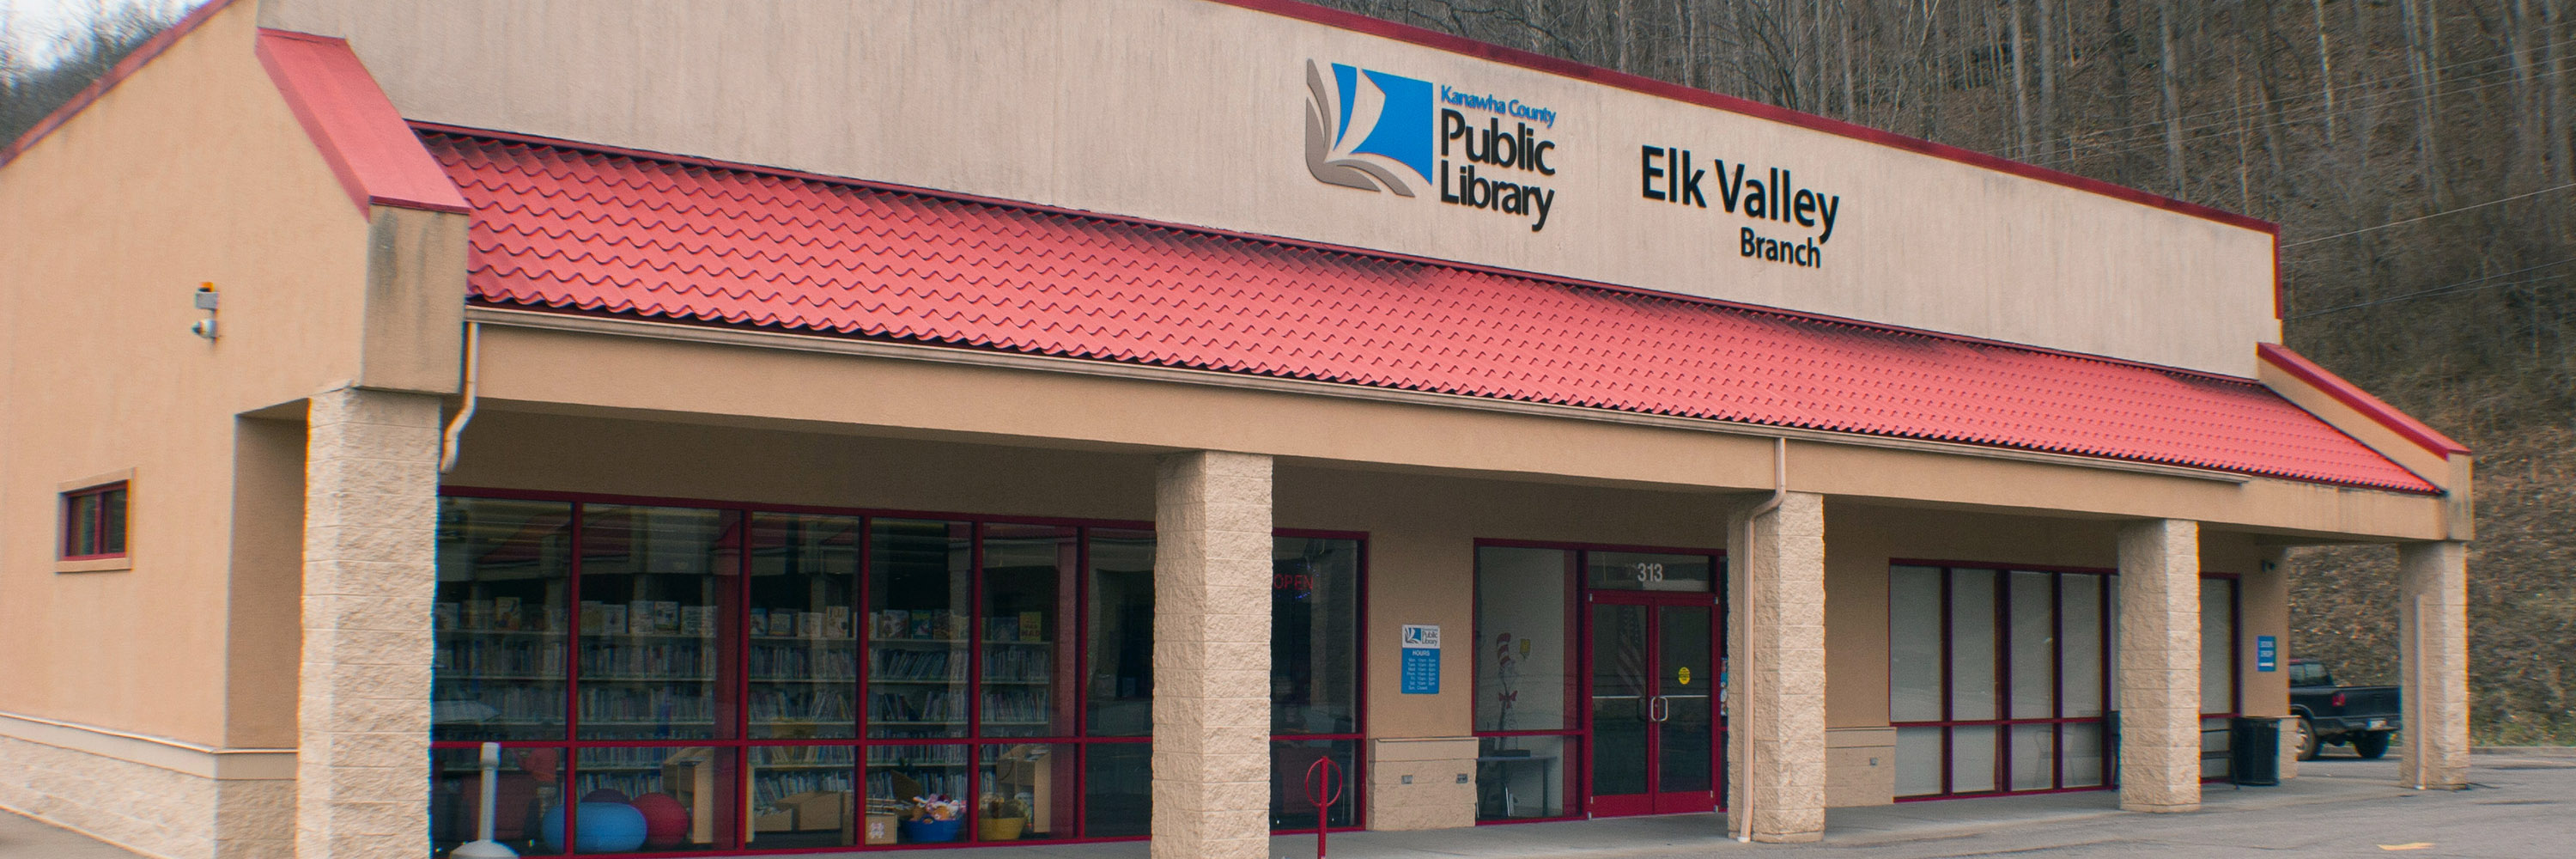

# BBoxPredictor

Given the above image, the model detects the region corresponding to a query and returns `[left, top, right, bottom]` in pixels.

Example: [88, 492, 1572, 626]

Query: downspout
[438, 321, 482, 473]
[1736, 436, 1787, 844]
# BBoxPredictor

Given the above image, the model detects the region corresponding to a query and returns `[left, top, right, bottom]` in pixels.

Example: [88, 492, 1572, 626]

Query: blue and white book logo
[1305, 60, 1432, 197]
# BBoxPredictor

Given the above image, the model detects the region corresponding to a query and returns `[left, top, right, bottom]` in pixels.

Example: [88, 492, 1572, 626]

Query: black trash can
[2231, 716, 2281, 786]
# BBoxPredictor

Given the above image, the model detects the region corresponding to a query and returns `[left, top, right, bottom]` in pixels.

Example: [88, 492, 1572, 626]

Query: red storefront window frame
[1888, 562, 2247, 801]
[1887, 561, 2117, 801]
[1470, 539, 1728, 823]
[432, 487, 1370, 855]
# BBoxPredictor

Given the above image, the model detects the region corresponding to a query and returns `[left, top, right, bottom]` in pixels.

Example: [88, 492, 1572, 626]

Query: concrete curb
[2471, 746, 2576, 757]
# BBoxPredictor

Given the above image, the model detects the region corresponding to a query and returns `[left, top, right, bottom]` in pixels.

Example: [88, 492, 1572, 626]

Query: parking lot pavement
[8, 750, 2570, 858]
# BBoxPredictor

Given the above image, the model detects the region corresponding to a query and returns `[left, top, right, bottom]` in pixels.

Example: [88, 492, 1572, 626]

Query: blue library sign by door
[1401, 624, 1441, 694]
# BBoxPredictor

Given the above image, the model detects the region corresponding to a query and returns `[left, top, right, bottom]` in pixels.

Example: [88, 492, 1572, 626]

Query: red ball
[631, 793, 690, 848]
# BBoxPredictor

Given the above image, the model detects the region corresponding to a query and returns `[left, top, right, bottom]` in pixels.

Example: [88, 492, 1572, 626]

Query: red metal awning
[424, 131, 2436, 494]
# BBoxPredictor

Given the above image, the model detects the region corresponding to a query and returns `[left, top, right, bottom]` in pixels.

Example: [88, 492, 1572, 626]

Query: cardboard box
[781, 790, 848, 832]
[864, 813, 898, 845]
[752, 808, 796, 832]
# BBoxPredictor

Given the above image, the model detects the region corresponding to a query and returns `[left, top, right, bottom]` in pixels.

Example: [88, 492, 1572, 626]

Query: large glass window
[434, 497, 574, 743]
[432, 494, 1366, 856]
[1473, 546, 1580, 821]
[748, 513, 860, 740]
[1270, 535, 1364, 831]
[1889, 564, 2115, 798]
[2200, 576, 2242, 780]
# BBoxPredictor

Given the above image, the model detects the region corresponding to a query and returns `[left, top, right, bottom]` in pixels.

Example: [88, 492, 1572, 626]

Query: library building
[0, 1, 2476, 858]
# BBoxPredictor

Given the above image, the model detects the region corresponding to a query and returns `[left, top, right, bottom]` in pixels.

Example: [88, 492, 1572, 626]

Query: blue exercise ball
[541, 801, 649, 853]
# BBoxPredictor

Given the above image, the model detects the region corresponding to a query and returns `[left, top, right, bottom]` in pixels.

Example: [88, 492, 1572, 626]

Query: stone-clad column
[1725, 491, 1826, 842]
[2397, 541, 2470, 789]
[2116, 519, 2202, 813]
[1151, 452, 1273, 859]
[299, 387, 443, 859]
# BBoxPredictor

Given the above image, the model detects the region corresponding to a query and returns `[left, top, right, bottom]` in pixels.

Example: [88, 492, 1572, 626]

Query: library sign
[1302, 58, 1850, 269]
[1303, 60, 1564, 232]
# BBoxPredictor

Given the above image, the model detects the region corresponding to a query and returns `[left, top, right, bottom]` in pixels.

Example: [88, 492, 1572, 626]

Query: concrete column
[297, 387, 443, 858]
[1151, 451, 1273, 859]
[1725, 491, 1826, 843]
[2397, 541, 2470, 789]
[2116, 519, 2201, 813]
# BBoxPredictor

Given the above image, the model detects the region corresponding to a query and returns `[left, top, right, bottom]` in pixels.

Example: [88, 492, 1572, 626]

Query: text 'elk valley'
[1640, 145, 1844, 268]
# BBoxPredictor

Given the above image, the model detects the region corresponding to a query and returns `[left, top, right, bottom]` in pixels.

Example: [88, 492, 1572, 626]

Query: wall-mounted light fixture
[189, 282, 219, 340]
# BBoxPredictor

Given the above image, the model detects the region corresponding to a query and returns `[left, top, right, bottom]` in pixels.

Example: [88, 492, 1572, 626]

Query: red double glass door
[1585, 592, 1722, 816]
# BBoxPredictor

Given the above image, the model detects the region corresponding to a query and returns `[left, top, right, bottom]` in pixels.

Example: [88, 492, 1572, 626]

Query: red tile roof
[258, 29, 471, 215]
[425, 131, 2437, 494]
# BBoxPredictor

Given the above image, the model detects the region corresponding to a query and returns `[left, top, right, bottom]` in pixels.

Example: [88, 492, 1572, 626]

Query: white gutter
[438, 321, 483, 473]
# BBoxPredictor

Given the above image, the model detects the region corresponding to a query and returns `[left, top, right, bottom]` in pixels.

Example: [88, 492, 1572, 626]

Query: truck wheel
[2353, 731, 2391, 759]
[2295, 717, 2322, 761]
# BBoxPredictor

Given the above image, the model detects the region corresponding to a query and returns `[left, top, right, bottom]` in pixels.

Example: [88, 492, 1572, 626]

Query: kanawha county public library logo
[1303, 60, 1562, 231]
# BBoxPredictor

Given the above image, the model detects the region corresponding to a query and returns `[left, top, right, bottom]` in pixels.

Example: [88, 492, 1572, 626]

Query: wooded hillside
[1319, 0, 2573, 742]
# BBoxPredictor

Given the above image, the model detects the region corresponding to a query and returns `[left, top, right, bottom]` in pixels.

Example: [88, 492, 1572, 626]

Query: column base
[2119, 800, 2202, 813]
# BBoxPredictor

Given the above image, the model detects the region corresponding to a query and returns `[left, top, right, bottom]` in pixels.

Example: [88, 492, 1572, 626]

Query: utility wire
[2285, 183, 2576, 247]
[2288, 258, 2576, 319]
[2062, 73, 2525, 162]
[2032, 34, 2576, 143]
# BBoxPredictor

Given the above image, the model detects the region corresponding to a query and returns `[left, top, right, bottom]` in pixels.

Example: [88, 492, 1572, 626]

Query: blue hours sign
[1400, 624, 1442, 694]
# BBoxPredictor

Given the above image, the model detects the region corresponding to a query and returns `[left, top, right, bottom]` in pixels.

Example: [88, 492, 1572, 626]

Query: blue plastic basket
[897, 817, 963, 843]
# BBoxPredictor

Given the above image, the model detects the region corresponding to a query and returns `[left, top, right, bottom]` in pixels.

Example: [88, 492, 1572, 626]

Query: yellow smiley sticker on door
[1678, 667, 1692, 685]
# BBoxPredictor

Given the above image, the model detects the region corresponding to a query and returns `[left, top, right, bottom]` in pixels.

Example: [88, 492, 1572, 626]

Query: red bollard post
[1305, 757, 1345, 859]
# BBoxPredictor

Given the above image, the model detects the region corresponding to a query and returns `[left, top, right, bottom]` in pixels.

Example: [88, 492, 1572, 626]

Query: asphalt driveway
[3, 749, 2567, 857]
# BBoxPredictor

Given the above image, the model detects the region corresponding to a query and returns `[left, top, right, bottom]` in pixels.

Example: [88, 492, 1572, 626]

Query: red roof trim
[254, 29, 471, 215]
[408, 119, 2255, 387]
[430, 131, 2434, 493]
[2257, 343, 2470, 456]
[1212, 0, 2277, 236]
[0, 0, 241, 169]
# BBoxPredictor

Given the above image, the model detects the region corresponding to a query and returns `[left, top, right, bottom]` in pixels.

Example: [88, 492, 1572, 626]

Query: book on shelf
[987, 616, 1018, 643]
[799, 612, 823, 639]
[872, 609, 908, 639]
[653, 601, 681, 634]
[1019, 611, 1043, 642]
[600, 604, 629, 636]
[462, 600, 491, 631]
[770, 611, 798, 638]
[434, 603, 459, 631]
[680, 605, 714, 637]
[824, 606, 852, 639]
[494, 596, 522, 631]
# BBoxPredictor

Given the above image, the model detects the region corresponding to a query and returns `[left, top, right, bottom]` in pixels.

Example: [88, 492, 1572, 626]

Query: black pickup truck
[2287, 658, 2403, 759]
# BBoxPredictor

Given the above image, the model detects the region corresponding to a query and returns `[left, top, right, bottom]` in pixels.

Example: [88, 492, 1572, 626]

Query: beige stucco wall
[0, 0, 372, 747]
[463, 320, 2455, 542]
[263, 0, 2278, 376]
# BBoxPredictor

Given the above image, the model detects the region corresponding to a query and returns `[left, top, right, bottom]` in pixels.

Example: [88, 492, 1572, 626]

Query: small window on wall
[61, 482, 130, 562]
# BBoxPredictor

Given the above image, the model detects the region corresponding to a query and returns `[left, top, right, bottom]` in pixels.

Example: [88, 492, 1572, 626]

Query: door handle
[1649, 696, 1670, 722]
